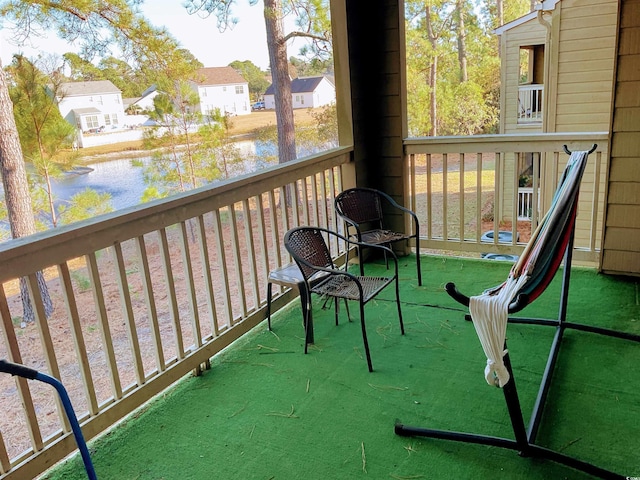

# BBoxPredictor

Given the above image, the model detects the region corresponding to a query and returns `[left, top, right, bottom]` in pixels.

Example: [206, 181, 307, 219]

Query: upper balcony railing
[0, 132, 610, 480]
[518, 84, 544, 124]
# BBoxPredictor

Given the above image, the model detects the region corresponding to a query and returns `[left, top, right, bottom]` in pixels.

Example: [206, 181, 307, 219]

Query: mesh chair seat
[360, 229, 408, 245]
[312, 275, 393, 302]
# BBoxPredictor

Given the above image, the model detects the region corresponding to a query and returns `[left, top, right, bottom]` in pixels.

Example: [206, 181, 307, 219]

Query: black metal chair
[335, 188, 422, 286]
[284, 226, 404, 372]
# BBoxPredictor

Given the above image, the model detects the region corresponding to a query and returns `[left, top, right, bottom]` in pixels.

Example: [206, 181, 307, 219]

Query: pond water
[52, 157, 150, 211]
[50, 139, 284, 211]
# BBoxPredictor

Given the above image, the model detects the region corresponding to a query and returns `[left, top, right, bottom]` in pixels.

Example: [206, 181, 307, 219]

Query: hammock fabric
[395, 145, 640, 479]
[470, 149, 589, 388]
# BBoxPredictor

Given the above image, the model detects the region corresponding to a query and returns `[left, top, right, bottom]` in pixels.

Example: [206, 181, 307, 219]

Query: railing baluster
[196, 214, 220, 338]
[255, 194, 271, 306]
[476, 153, 483, 243]
[0, 285, 43, 451]
[112, 243, 145, 385]
[459, 152, 465, 242]
[135, 236, 165, 372]
[158, 228, 184, 359]
[212, 209, 233, 331]
[26, 272, 70, 433]
[229, 204, 247, 322]
[179, 221, 202, 350]
[57, 262, 99, 414]
[241, 199, 260, 312]
[85, 253, 122, 400]
[0, 431, 9, 474]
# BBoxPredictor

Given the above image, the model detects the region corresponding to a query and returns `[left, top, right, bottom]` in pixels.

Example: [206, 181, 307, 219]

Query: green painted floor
[43, 255, 640, 480]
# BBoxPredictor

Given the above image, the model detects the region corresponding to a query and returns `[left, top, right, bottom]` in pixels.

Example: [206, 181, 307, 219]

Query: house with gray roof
[263, 76, 335, 110]
[190, 66, 251, 116]
[56, 80, 126, 134]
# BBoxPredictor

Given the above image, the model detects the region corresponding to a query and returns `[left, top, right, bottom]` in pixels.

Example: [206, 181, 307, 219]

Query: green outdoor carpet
[43, 255, 640, 480]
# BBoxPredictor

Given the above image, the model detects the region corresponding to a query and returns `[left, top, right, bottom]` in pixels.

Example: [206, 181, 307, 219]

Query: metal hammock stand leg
[395, 146, 640, 480]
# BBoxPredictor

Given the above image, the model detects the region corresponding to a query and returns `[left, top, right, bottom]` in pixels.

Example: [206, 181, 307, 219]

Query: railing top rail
[404, 132, 609, 155]
[0, 146, 353, 283]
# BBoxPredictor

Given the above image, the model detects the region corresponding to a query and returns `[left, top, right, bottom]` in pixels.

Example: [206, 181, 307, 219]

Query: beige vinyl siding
[602, 0, 640, 276]
[553, 0, 617, 132]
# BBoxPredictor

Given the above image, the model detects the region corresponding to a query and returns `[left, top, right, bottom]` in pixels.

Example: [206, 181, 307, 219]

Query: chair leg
[416, 250, 422, 286]
[266, 282, 273, 330]
[395, 279, 405, 335]
[359, 303, 373, 372]
[334, 297, 339, 326]
[299, 284, 314, 350]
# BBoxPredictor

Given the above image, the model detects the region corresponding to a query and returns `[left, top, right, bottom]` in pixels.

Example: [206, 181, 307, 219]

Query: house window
[86, 115, 99, 129]
[97, 96, 103, 105]
[111, 114, 119, 125]
[104, 115, 111, 126]
[235, 86, 243, 94]
[223, 86, 227, 92]
[202, 88, 207, 97]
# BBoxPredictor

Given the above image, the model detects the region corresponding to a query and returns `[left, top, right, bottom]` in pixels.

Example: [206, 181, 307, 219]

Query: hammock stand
[395, 145, 640, 480]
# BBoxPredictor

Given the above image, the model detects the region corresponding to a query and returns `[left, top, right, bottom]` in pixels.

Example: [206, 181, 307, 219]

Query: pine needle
[368, 383, 408, 392]
[306, 378, 310, 393]
[229, 402, 248, 418]
[266, 404, 299, 418]
[361, 442, 367, 473]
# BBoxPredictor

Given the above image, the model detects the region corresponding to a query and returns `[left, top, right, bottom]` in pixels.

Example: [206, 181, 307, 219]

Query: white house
[263, 76, 336, 110]
[126, 84, 160, 113]
[56, 80, 126, 134]
[190, 66, 251, 116]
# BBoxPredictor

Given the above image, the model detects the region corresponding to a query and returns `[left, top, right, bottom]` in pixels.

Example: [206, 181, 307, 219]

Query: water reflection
[50, 138, 325, 212]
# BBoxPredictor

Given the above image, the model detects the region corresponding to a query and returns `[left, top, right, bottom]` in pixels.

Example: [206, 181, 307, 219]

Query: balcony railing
[518, 187, 537, 220]
[0, 147, 353, 480]
[0, 132, 610, 479]
[518, 84, 544, 124]
[405, 132, 609, 262]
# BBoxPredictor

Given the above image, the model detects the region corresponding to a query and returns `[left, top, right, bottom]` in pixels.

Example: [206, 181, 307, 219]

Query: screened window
[86, 115, 99, 129]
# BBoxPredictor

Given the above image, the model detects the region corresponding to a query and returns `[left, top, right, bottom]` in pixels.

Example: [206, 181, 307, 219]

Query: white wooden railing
[518, 84, 544, 124]
[405, 132, 609, 263]
[0, 147, 353, 480]
[518, 187, 536, 220]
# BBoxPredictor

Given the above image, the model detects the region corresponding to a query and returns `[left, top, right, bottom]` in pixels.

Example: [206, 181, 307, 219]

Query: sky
[0, 1, 279, 70]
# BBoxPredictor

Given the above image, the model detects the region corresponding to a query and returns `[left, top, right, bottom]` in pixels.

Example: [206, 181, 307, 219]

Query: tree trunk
[0, 61, 53, 321]
[426, 5, 438, 137]
[264, 0, 296, 165]
[456, 0, 468, 83]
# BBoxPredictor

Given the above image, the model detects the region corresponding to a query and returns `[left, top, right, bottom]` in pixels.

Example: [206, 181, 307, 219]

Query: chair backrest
[335, 188, 385, 225]
[284, 227, 335, 281]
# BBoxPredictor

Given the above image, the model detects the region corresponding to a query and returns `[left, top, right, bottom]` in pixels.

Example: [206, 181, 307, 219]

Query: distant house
[126, 84, 160, 113]
[263, 76, 335, 110]
[190, 66, 251, 116]
[56, 80, 126, 133]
